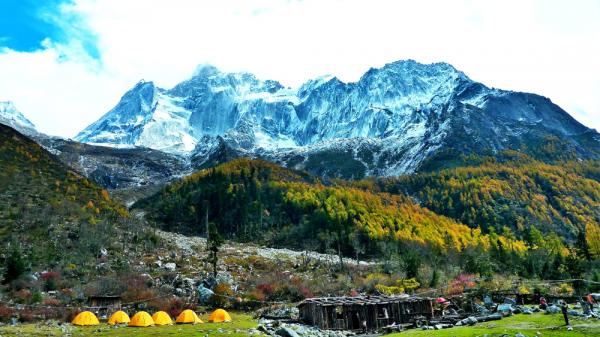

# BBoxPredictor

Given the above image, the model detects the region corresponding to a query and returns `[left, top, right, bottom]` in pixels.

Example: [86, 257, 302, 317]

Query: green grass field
[0, 312, 258, 337]
[1, 312, 599, 337]
[385, 312, 600, 337]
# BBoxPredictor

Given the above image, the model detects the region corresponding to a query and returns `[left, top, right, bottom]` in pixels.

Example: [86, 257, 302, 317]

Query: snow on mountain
[75, 60, 600, 178]
[75, 81, 197, 154]
[0, 101, 37, 135]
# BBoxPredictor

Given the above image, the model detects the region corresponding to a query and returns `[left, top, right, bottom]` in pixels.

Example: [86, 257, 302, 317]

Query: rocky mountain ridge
[74, 60, 600, 179]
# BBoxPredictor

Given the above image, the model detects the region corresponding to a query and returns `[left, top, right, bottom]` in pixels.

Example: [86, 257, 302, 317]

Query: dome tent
[128, 311, 154, 327]
[71, 311, 100, 326]
[107, 310, 130, 325]
[175, 309, 203, 324]
[208, 308, 232, 323]
[152, 311, 173, 325]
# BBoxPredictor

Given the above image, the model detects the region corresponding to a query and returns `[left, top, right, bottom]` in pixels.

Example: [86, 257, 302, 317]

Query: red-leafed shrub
[43, 298, 61, 306]
[64, 309, 80, 323]
[248, 289, 266, 302]
[447, 274, 477, 296]
[13, 289, 31, 304]
[0, 304, 13, 322]
[257, 283, 277, 295]
[40, 271, 61, 291]
[18, 309, 34, 322]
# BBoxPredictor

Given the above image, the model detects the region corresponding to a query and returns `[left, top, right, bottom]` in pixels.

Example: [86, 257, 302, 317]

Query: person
[560, 300, 570, 327]
[539, 297, 548, 310]
[581, 297, 592, 315]
[587, 293, 595, 310]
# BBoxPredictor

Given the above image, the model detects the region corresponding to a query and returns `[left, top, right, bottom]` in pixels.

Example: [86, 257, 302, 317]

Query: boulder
[276, 327, 301, 337]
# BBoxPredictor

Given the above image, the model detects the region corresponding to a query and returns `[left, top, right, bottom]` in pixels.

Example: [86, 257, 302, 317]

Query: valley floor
[386, 312, 600, 337]
[1, 312, 599, 337]
[0, 312, 256, 337]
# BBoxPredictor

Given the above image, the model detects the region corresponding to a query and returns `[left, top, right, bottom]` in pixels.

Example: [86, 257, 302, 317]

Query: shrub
[119, 275, 155, 303]
[375, 284, 405, 295]
[18, 309, 34, 322]
[447, 274, 476, 296]
[211, 283, 234, 308]
[3, 244, 26, 284]
[0, 304, 13, 322]
[41, 271, 61, 291]
[13, 289, 31, 304]
[43, 298, 61, 306]
[64, 309, 80, 323]
[556, 283, 574, 296]
[31, 291, 43, 304]
[518, 285, 531, 295]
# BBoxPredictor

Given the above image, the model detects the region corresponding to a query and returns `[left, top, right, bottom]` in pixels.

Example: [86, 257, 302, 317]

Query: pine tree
[207, 223, 224, 278]
[3, 243, 26, 284]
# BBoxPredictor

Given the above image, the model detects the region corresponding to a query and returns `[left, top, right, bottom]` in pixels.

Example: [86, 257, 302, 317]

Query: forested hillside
[0, 124, 133, 274]
[134, 159, 530, 273]
[369, 151, 600, 260]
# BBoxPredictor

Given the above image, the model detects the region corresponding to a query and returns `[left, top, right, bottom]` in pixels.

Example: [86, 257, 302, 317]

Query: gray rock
[276, 327, 301, 337]
[164, 262, 177, 271]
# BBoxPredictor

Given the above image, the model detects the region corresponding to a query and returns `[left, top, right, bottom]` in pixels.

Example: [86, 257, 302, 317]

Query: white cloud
[0, 0, 599, 137]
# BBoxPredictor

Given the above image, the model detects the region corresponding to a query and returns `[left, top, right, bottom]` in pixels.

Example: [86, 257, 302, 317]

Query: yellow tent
[71, 311, 100, 326]
[107, 310, 130, 325]
[151, 311, 173, 325]
[208, 308, 232, 323]
[175, 309, 203, 324]
[128, 311, 155, 327]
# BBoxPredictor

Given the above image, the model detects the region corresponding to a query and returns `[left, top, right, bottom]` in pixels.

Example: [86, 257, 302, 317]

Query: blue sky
[0, 0, 99, 58]
[0, 0, 599, 137]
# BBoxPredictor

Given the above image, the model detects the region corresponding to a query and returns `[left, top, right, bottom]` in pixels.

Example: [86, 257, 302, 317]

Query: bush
[64, 309, 80, 323]
[3, 245, 26, 284]
[211, 283, 233, 308]
[18, 309, 34, 322]
[13, 289, 31, 304]
[447, 274, 476, 296]
[555, 283, 574, 296]
[31, 291, 43, 304]
[43, 298, 61, 306]
[40, 271, 61, 291]
[0, 304, 13, 322]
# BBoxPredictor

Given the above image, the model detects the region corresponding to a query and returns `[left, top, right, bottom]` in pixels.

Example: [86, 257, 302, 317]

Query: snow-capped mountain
[76, 60, 600, 178]
[0, 101, 38, 136]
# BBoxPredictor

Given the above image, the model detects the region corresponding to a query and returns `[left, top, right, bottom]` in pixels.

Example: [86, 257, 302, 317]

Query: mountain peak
[0, 100, 17, 111]
[192, 63, 221, 78]
[0, 100, 37, 133]
[75, 59, 600, 177]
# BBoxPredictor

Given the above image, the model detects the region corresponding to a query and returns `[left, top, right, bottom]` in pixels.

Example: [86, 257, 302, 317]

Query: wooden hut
[87, 295, 122, 317]
[298, 295, 433, 332]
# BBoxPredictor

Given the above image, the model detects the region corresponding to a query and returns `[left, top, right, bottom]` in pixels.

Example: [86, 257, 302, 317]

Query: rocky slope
[76, 60, 600, 179]
[0, 103, 190, 201]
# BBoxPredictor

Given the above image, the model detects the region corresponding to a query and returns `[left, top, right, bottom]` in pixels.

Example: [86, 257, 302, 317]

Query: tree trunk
[338, 240, 344, 271]
[205, 203, 209, 248]
[212, 251, 218, 278]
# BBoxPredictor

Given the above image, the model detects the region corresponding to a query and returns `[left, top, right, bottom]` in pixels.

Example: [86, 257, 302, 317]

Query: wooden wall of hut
[298, 296, 434, 332]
